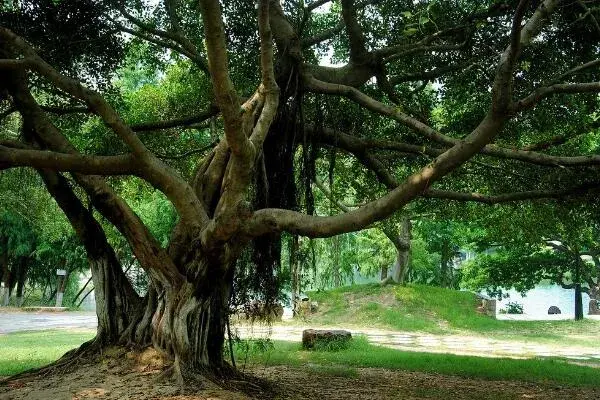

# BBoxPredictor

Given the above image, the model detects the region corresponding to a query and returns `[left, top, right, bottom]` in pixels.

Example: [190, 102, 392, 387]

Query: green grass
[305, 283, 600, 345]
[0, 330, 95, 376]
[236, 336, 600, 388]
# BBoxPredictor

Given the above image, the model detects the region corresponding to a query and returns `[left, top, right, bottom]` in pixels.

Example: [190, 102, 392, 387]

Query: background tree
[461, 203, 600, 320]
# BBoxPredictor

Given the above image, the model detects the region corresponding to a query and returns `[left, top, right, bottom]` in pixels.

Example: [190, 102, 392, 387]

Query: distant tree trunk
[290, 235, 299, 312]
[391, 218, 412, 285]
[574, 259, 584, 320]
[14, 257, 28, 307]
[588, 285, 600, 314]
[575, 283, 584, 320]
[55, 266, 69, 307]
[1, 240, 9, 306]
[380, 264, 388, 281]
[331, 235, 341, 287]
[440, 239, 451, 288]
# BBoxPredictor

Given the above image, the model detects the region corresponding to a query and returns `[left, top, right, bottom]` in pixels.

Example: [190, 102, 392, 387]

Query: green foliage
[502, 302, 524, 315]
[409, 236, 441, 284]
[355, 229, 394, 275]
[0, 211, 36, 258]
[461, 247, 576, 297]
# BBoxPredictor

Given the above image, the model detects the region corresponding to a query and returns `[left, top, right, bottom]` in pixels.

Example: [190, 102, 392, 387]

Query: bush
[501, 301, 524, 314]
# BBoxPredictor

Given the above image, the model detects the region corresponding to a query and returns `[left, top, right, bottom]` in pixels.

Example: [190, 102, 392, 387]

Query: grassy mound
[305, 284, 600, 341]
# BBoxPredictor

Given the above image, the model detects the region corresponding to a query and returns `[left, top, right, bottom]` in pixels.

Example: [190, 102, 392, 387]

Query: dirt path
[235, 324, 600, 363]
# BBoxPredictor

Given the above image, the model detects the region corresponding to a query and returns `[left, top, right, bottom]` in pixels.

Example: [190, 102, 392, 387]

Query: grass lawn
[0, 330, 95, 377]
[236, 337, 600, 388]
[304, 283, 600, 345]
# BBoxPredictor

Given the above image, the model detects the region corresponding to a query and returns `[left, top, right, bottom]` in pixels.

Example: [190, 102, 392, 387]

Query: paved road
[0, 311, 97, 333]
[2, 311, 600, 363]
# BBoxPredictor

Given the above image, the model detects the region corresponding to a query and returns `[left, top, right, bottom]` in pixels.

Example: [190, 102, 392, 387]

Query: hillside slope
[306, 284, 489, 333]
[303, 284, 600, 342]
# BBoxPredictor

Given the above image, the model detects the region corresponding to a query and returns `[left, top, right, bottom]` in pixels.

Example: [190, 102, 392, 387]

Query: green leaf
[403, 28, 419, 36]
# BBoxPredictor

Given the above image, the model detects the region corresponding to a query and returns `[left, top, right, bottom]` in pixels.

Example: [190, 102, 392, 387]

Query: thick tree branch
[306, 0, 331, 12]
[341, 0, 368, 62]
[302, 21, 344, 48]
[0, 146, 137, 175]
[306, 78, 600, 167]
[424, 183, 600, 204]
[199, 0, 250, 159]
[202, 0, 280, 248]
[314, 178, 410, 251]
[117, 25, 198, 61]
[389, 60, 476, 85]
[130, 105, 219, 132]
[244, 3, 565, 238]
[515, 82, 600, 112]
[553, 59, 600, 84]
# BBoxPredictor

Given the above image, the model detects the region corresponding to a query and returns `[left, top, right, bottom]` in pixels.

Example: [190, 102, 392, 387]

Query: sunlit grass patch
[237, 336, 600, 387]
[0, 330, 94, 376]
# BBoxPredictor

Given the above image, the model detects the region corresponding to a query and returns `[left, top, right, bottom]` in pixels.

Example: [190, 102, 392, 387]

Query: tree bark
[380, 265, 388, 281]
[391, 218, 412, 285]
[152, 263, 234, 371]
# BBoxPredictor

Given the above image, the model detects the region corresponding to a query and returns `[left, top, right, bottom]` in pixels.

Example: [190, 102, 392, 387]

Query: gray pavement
[0, 311, 97, 333]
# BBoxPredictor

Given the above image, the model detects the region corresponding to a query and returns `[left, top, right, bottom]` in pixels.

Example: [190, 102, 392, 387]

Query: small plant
[230, 338, 275, 371]
[312, 336, 352, 352]
[502, 301, 524, 314]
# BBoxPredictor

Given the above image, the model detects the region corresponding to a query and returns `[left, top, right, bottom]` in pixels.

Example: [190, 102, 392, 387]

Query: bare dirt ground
[1, 349, 598, 400]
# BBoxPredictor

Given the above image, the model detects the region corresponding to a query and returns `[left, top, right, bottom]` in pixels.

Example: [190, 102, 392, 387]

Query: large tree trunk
[152, 263, 234, 372]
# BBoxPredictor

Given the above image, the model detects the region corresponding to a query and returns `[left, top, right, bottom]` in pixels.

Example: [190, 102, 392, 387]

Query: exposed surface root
[0, 346, 275, 400]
